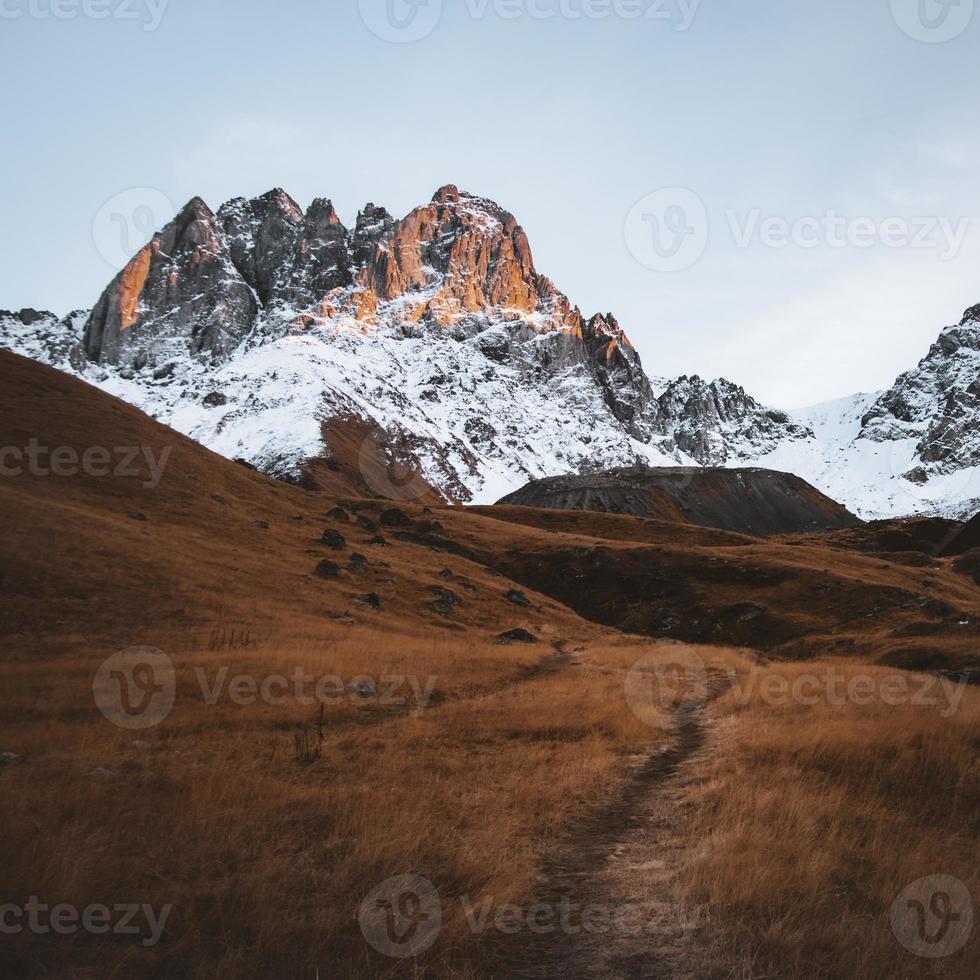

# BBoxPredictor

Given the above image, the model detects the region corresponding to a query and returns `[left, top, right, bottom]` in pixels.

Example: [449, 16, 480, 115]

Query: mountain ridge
[1, 185, 978, 517]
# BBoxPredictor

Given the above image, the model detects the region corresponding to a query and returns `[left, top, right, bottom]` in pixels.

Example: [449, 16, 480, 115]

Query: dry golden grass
[676, 660, 980, 979]
[3, 354, 978, 978]
[0, 631, 693, 978]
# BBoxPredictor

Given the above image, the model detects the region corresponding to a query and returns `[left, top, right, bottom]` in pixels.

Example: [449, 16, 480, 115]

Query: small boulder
[315, 560, 342, 578]
[202, 391, 228, 408]
[497, 629, 538, 645]
[211, 494, 229, 506]
[380, 508, 411, 528]
[254, 520, 270, 529]
[429, 586, 459, 616]
[321, 528, 347, 550]
[0, 752, 22, 765]
[326, 506, 350, 523]
[357, 592, 382, 609]
[349, 552, 368, 570]
[505, 589, 532, 608]
[356, 515, 377, 532]
[368, 535, 388, 547]
[417, 520, 444, 535]
[428, 586, 459, 606]
[438, 568, 454, 579]
[128, 512, 148, 522]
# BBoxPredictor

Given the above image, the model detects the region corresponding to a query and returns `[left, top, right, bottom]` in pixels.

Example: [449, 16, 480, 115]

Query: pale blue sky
[2, 0, 979, 406]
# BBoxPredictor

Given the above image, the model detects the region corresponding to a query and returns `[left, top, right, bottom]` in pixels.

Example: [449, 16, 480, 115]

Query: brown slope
[0, 349, 584, 657]
[436, 503, 980, 676]
[3, 348, 979, 679]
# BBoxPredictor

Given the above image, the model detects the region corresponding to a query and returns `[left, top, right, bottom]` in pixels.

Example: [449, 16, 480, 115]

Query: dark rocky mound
[496, 466, 861, 537]
[938, 512, 980, 557]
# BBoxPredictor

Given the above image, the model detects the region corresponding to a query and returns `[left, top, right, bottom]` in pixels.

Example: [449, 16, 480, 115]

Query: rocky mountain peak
[960, 303, 980, 326]
[2, 184, 816, 506]
[432, 183, 461, 204]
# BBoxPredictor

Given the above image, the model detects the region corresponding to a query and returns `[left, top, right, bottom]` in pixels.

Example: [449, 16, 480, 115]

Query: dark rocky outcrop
[321, 529, 347, 550]
[498, 466, 861, 537]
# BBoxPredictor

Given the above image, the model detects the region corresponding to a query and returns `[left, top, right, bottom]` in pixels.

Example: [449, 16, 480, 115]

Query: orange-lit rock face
[117, 246, 152, 331]
[356, 191, 542, 322]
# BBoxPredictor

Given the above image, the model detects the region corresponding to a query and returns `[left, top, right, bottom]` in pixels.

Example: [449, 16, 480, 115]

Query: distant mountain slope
[754, 305, 980, 521]
[496, 466, 861, 537]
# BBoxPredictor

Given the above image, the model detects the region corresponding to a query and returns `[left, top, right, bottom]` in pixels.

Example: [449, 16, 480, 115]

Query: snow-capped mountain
[752, 305, 980, 521]
[0, 185, 810, 503]
[2, 185, 977, 519]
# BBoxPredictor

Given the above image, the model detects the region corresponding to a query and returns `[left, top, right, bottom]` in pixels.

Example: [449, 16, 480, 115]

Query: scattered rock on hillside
[417, 520, 444, 534]
[254, 520, 270, 529]
[497, 628, 538, 645]
[326, 506, 350, 523]
[368, 535, 388, 547]
[0, 752, 22, 765]
[315, 560, 342, 578]
[505, 589, 532, 607]
[356, 515, 377, 532]
[349, 552, 368, 570]
[439, 568, 454, 579]
[211, 494, 229, 505]
[202, 391, 227, 408]
[380, 508, 411, 528]
[429, 585, 459, 616]
[357, 592, 382, 609]
[321, 528, 347, 550]
[128, 512, 148, 522]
